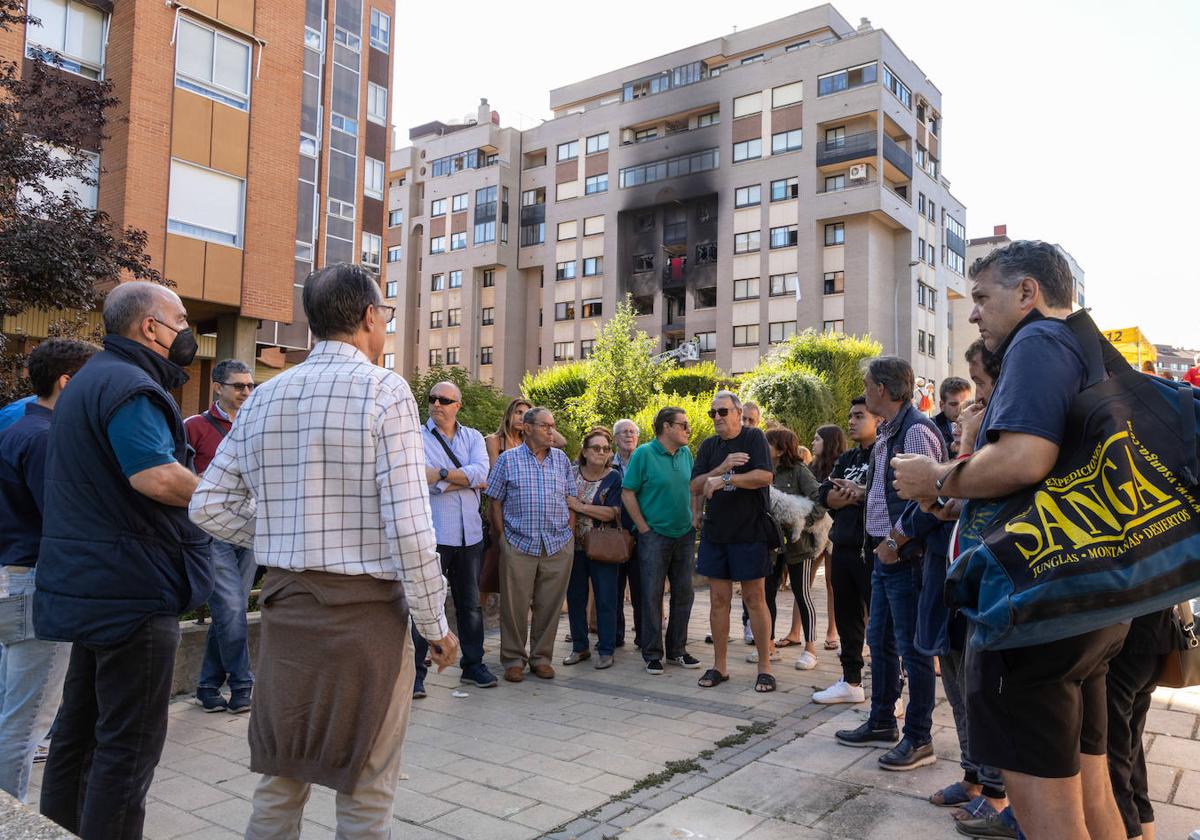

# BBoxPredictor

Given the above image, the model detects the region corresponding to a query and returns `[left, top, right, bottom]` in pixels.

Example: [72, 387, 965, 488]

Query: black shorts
[965, 623, 1129, 778]
[695, 540, 771, 582]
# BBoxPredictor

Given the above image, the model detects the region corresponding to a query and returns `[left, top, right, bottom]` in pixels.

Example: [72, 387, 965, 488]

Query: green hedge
[660, 361, 733, 398]
[520, 361, 589, 415]
[630, 392, 716, 456]
[770, 329, 882, 415]
[410, 366, 510, 435]
[740, 365, 836, 446]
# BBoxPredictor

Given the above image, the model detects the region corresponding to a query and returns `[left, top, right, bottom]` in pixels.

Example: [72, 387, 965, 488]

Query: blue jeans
[637, 529, 695, 663]
[198, 541, 256, 692]
[414, 542, 485, 682]
[865, 551, 936, 744]
[0, 567, 71, 802]
[567, 548, 621, 656]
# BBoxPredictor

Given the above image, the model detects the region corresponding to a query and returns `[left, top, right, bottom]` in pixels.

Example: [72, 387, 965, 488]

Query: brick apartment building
[0, 0, 395, 414]
[386, 5, 968, 394]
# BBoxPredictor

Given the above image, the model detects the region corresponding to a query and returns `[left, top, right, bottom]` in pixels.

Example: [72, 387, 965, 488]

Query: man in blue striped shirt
[417, 381, 495, 695]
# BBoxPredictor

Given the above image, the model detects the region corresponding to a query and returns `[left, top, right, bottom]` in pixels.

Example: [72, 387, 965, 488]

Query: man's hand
[703, 475, 725, 499]
[566, 496, 582, 513]
[958, 403, 986, 455]
[426, 631, 460, 672]
[874, 540, 900, 565]
[692, 510, 704, 531]
[890, 453, 945, 501]
[637, 523, 651, 535]
[719, 452, 750, 473]
[921, 497, 963, 521]
[830, 478, 866, 505]
[425, 466, 442, 486]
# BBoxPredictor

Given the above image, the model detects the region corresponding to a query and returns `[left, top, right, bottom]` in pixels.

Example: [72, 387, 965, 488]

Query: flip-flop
[698, 668, 729, 688]
[824, 640, 840, 650]
[754, 673, 777, 693]
[930, 781, 973, 808]
[952, 796, 1001, 822]
[775, 637, 802, 648]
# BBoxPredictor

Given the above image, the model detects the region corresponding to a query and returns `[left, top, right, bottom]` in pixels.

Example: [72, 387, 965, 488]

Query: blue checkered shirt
[484, 443, 576, 555]
[423, 418, 488, 547]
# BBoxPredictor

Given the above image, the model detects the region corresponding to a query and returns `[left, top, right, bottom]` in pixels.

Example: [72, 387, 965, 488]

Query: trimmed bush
[630, 391, 716, 456]
[741, 365, 836, 446]
[661, 361, 733, 398]
[520, 361, 588, 415]
[771, 329, 882, 414]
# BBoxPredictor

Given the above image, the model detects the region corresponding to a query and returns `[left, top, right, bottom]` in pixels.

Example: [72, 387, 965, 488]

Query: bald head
[431, 381, 462, 402]
[103, 282, 180, 338]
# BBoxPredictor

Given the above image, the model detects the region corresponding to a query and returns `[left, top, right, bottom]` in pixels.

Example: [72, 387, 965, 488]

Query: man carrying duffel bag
[892, 240, 1200, 840]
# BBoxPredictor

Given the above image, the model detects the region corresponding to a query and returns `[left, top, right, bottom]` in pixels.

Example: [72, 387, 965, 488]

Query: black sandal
[754, 673, 777, 693]
[698, 668, 729, 688]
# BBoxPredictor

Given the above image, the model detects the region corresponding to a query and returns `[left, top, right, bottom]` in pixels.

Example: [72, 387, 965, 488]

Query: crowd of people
[0, 241, 1191, 840]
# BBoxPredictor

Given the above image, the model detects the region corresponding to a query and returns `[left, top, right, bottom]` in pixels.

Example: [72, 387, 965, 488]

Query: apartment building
[0, 0, 394, 414]
[949, 224, 1086, 380]
[388, 5, 967, 394]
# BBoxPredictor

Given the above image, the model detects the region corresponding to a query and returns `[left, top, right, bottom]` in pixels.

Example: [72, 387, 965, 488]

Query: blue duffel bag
[946, 310, 1200, 650]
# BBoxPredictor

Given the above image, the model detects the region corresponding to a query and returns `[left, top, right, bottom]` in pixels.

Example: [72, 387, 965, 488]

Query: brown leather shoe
[503, 666, 525, 683]
[530, 663, 555, 679]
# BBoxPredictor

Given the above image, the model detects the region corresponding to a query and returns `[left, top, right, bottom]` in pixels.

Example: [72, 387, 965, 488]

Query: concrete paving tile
[436, 780, 537, 818]
[510, 774, 610, 812]
[507, 801, 577, 831]
[142, 802, 214, 840]
[834, 747, 960, 796]
[506, 752, 602, 784]
[1148, 733, 1200, 767]
[425, 806, 541, 840]
[162, 751, 251, 785]
[1146, 707, 1198, 737]
[610, 805, 654, 828]
[740, 818, 832, 839]
[1148, 763, 1177, 803]
[1172, 769, 1200, 808]
[172, 827, 243, 840]
[699, 763, 862, 826]
[391, 786, 457, 824]
[441, 756, 534, 788]
[814, 787, 956, 838]
[387, 822, 459, 840]
[575, 749, 663, 779]
[1139, 801, 1200, 839]
[621, 797, 764, 839]
[149, 776, 236, 812]
[581, 772, 636, 797]
[396, 767, 460, 794]
[192, 797, 254, 833]
[189, 731, 253, 762]
[213, 770, 262, 801]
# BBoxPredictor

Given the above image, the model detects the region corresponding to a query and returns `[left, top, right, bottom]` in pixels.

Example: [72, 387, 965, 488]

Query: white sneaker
[746, 649, 783, 663]
[812, 679, 866, 704]
[794, 650, 818, 670]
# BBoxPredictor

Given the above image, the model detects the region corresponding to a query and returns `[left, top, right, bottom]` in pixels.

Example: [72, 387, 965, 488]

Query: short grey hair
[968, 240, 1074, 310]
[864, 356, 915, 403]
[302, 263, 382, 340]
[103, 282, 167, 336]
[613, 418, 638, 435]
[523, 407, 551, 427]
[713, 390, 742, 410]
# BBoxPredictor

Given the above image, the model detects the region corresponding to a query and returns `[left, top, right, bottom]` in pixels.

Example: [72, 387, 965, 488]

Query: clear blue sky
[392, 0, 1200, 350]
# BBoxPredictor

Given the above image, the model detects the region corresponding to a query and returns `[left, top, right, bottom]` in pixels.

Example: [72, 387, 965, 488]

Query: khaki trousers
[499, 537, 574, 669]
[243, 628, 415, 840]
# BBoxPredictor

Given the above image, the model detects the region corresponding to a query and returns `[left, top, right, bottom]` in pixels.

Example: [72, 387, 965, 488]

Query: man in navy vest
[835, 356, 946, 772]
[35, 281, 213, 840]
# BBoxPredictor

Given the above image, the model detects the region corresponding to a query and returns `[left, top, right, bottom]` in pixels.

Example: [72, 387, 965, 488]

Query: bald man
[35, 282, 213, 839]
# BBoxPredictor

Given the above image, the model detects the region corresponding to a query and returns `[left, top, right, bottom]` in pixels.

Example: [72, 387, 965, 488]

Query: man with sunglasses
[414, 382, 496, 696]
[185, 359, 258, 713]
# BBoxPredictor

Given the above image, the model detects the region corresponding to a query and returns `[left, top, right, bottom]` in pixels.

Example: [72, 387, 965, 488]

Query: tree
[771, 329, 882, 415]
[0, 1, 163, 403]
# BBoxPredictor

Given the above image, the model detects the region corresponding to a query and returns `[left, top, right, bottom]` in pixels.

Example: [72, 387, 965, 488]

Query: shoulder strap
[1177, 382, 1199, 486]
[202, 411, 229, 438]
[1066, 309, 1132, 385]
[428, 426, 463, 469]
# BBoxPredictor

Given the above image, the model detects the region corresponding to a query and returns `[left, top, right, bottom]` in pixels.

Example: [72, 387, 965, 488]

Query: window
[785, 41, 809, 52]
[583, 256, 603, 276]
[735, 185, 761, 207]
[919, 237, 926, 263]
[733, 139, 762, 162]
[580, 339, 595, 359]
[369, 9, 390, 52]
[708, 64, 726, 77]
[824, 175, 845, 192]
[430, 310, 444, 328]
[917, 329, 926, 354]
[695, 287, 717, 309]
[633, 254, 654, 273]
[167, 160, 245, 247]
[634, 128, 657, 143]
[581, 298, 602, 318]
[480, 346, 493, 365]
[429, 349, 442, 366]
[740, 53, 764, 65]
[732, 92, 762, 118]
[473, 220, 495, 244]
[733, 325, 759, 347]
[447, 308, 461, 327]
[449, 232, 466, 251]
[770, 225, 798, 249]
[557, 140, 579, 161]
[330, 113, 357, 136]
[585, 133, 609, 154]
[558, 258, 578, 280]
[388, 209, 403, 227]
[364, 157, 384, 199]
[824, 223, 845, 246]
[583, 215, 604, 236]
[618, 148, 718, 188]
[771, 129, 802, 154]
[733, 278, 759, 300]
[553, 342, 575, 361]
[430, 273, 445, 291]
[451, 193, 468, 212]
[769, 321, 796, 344]
[31, 144, 99, 208]
[697, 332, 716, 353]
[927, 241, 936, 264]
[555, 302, 575, 321]
[882, 64, 911, 108]
[430, 236, 445, 254]
[697, 111, 719, 128]
[333, 27, 360, 51]
[770, 273, 798, 297]
[770, 177, 798, 201]
[175, 18, 251, 110]
[918, 192, 926, 215]
[482, 269, 495, 287]
[636, 213, 655, 232]
[584, 173, 608, 194]
[734, 231, 760, 253]
[481, 307, 495, 326]
[361, 232, 381, 268]
[823, 271, 845, 295]
[385, 279, 397, 297]
[25, 0, 106, 79]
[823, 319, 845, 334]
[383, 353, 394, 369]
[772, 81, 803, 108]
[366, 82, 388, 125]
[446, 347, 459, 365]
[695, 242, 717, 264]
[927, 200, 936, 222]
[817, 61, 877, 97]
[431, 198, 446, 216]
[449, 270, 462, 288]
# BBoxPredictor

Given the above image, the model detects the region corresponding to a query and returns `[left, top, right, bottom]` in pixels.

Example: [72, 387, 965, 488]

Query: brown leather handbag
[584, 523, 634, 565]
[1159, 601, 1200, 689]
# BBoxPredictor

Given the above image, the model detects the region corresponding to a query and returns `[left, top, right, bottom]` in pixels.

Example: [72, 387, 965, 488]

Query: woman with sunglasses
[563, 428, 624, 669]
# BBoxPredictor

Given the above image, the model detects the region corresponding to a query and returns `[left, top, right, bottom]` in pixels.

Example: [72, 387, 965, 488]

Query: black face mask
[154, 320, 199, 368]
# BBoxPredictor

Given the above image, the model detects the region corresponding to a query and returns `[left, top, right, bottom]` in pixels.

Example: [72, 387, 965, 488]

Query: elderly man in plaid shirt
[190, 264, 458, 839]
[486, 407, 576, 683]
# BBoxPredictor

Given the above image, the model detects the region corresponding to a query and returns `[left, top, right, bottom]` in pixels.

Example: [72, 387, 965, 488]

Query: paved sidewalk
[26, 578, 1200, 839]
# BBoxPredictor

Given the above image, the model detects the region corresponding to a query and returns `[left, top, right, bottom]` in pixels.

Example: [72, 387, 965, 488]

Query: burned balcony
[662, 255, 687, 290]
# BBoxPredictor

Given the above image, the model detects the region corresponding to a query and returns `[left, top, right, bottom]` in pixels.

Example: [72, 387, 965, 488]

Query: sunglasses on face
[428, 395, 458, 406]
[587, 445, 612, 453]
[707, 407, 733, 418]
[220, 382, 255, 392]
[667, 420, 690, 431]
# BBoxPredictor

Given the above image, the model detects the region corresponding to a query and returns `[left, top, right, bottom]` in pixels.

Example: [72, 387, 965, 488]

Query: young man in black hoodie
[812, 396, 880, 704]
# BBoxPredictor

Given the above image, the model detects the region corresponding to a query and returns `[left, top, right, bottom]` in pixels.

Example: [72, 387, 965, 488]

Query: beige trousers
[243, 629, 416, 840]
[499, 537, 574, 669]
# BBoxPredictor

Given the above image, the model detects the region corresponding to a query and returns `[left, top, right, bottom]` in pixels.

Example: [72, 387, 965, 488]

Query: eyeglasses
[532, 422, 557, 431]
[374, 304, 396, 324]
[428, 395, 459, 406]
[667, 420, 690, 431]
[220, 382, 256, 392]
[587, 445, 612, 453]
[707, 407, 733, 418]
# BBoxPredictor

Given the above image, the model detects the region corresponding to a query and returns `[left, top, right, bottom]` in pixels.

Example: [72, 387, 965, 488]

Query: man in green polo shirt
[621, 406, 700, 675]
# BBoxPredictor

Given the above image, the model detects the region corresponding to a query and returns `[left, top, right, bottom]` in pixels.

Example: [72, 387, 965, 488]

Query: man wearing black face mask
[35, 281, 213, 840]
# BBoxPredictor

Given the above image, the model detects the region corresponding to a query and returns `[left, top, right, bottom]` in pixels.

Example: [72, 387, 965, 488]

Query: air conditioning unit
[848, 164, 869, 181]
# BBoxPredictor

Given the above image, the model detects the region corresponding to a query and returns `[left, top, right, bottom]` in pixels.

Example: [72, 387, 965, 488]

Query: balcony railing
[882, 135, 913, 179]
[519, 204, 545, 226]
[816, 131, 877, 166]
[946, 228, 967, 258]
[817, 177, 877, 194]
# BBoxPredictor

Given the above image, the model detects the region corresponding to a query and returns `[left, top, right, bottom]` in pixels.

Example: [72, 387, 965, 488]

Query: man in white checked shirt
[190, 264, 458, 840]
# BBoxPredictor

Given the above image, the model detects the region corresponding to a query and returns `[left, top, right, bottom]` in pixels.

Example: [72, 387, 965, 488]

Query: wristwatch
[722, 471, 733, 487]
[438, 467, 449, 481]
[885, 537, 899, 552]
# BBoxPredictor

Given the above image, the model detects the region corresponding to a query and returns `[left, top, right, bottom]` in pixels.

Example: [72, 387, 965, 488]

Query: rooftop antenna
[732, 24, 738, 33]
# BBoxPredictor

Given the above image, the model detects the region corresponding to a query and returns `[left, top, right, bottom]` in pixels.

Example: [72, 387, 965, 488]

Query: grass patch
[613, 759, 703, 800]
[712, 720, 774, 750]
